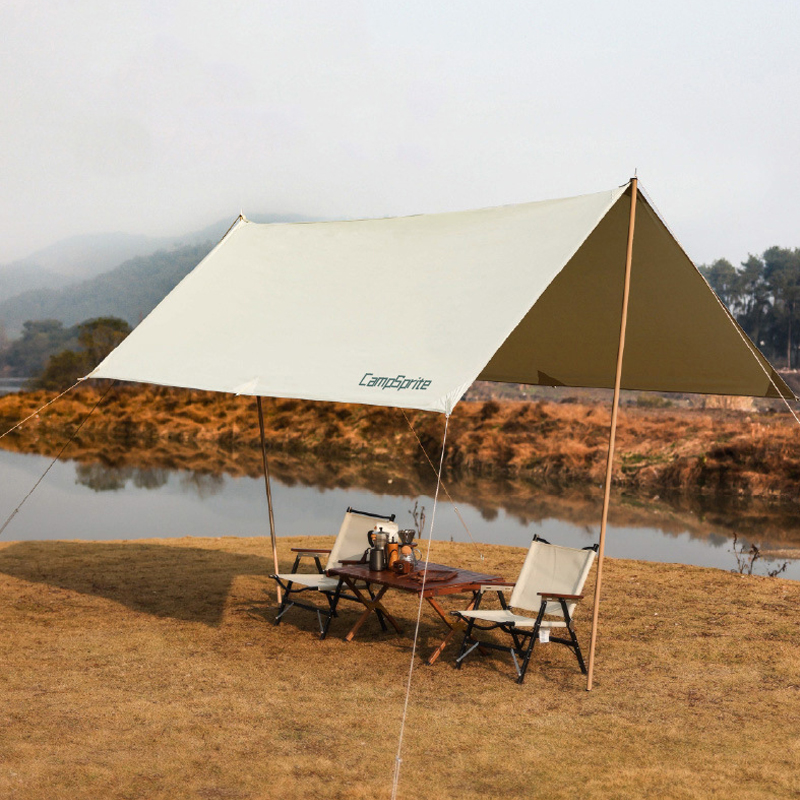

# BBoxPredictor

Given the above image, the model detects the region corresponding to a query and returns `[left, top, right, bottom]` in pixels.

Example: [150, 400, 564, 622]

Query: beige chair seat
[274, 573, 340, 592]
[456, 608, 567, 629]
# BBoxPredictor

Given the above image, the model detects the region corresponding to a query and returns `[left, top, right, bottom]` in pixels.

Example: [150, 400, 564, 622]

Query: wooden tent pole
[256, 397, 281, 602]
[586, 177, 638, 691]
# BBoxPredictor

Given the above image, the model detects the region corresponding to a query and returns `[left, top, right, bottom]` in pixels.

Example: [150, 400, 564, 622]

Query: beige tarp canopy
[88, 179, 792, 690]
[90, 182, 792, 407]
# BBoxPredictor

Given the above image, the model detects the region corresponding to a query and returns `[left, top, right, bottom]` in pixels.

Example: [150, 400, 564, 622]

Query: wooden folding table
[327, 561, 506, 664]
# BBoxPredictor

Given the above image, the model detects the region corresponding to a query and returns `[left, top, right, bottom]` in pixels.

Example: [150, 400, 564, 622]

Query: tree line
[699, 246, 800, 368]
[0, 244, 797, 390]
[0, 317, 130, 389]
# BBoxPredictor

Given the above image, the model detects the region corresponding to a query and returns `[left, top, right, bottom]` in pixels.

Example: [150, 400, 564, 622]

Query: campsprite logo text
[359, 373, 432, 391]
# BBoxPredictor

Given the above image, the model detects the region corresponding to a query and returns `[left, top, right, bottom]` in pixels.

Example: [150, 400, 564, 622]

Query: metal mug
[368, 547, 386, 571]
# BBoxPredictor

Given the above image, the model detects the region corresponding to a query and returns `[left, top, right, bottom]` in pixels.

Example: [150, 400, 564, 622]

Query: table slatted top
[328, 561, 506, 597]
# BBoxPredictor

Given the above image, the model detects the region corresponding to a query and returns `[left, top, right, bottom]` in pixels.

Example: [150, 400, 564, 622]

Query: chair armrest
[480, 583, 515, 592]
[537, 592, 584, 601]
[291, 548, 332, 556]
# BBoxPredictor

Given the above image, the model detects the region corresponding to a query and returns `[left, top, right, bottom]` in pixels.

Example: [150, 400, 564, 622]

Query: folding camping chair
[452, 536, 598, 683]
[270, 507, 398, 638]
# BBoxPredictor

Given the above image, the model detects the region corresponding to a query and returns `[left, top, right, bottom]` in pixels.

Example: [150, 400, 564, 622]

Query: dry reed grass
[1, 535, 798, 799]
[4, 408, 800, 548]
[3, 386, 800, 501]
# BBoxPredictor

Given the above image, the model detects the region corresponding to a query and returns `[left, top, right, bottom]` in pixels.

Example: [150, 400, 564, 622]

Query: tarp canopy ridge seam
[437, 185, 628, 415]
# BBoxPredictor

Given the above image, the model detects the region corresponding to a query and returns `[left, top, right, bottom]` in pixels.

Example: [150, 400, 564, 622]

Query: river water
[0, 378, 28, 396]
[2, 448, 798, 580]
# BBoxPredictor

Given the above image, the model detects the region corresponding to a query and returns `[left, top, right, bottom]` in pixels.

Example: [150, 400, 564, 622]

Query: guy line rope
[641, 181, 800, 426]
[716, 298, 800, 427]
[0, 381, 117, 538]
[391, 413, 450, 800]
[0, 377, 86, 441]
[401, 409, 484, 561]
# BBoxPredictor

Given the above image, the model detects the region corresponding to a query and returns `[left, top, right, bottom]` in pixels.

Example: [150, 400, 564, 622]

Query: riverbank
[2, 384, 800, 500]
[0, 536, 798, 799]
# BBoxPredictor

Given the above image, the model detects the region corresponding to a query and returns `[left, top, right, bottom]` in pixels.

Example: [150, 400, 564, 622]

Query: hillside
[0, 213, 316, 333]
[0, 263, 72, 307]
[0, 231, 205, 306]
[0, 243, 213, 335]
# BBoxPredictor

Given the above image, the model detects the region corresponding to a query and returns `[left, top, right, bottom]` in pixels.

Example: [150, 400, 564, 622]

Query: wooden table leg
[341, 580, 403, 642]
[425, 592, 487, 665]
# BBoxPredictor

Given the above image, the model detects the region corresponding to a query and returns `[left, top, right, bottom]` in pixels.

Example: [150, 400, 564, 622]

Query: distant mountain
[0, 212, 314, 306]
[0, 243, 213, 336]
[0, 263, 73, 306]
[0, 232, 183, 305]
[0, 213, 316, 334]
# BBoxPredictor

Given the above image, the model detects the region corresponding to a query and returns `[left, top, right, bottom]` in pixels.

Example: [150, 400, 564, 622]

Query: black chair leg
[517, 603, 548, 684]
[455, 616, 478, 669]
[320, 580, 344, 640]
[562, 609, 586, 674]
[516, 633, 536, 684]
[274, 581, 294, 626]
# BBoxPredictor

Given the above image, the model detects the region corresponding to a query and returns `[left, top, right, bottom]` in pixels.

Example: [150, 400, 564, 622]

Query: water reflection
[179, 471, 224, 499]
[0, 378, 28, 397]
[0, 446, 798, 580]
[73, 462, 227, 499]
[75, 463, 170, 492]
[5, 427, 800, 547]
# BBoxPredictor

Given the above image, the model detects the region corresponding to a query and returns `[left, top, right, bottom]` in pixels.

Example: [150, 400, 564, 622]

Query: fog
[3, 1, 799, 266]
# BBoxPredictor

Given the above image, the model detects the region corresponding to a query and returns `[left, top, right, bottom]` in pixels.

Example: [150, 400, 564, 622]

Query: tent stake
[257, 397, 281, 603]
[586, 177, 638, 691]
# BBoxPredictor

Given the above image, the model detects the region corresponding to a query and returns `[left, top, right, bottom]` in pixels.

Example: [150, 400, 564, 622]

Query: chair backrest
[509, 539, 597, 618]
[326, 509, 399, 570]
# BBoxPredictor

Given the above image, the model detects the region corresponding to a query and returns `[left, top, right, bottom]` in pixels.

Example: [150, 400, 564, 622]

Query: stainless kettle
[368, 526, 390, 550]
[365, 526, 389, 570]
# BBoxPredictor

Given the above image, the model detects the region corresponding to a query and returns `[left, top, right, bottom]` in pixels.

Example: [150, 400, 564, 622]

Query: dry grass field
[1, 535, 798, 800]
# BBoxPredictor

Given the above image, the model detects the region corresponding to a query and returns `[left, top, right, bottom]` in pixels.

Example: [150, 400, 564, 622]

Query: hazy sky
[3, 0, 799, 266]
